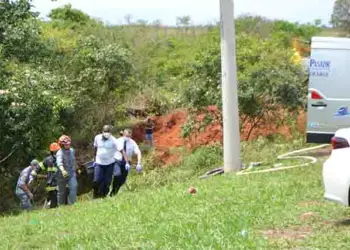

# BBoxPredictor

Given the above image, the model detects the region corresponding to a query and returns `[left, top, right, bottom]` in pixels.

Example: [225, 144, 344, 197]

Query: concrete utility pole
[219, 0, 241, 172]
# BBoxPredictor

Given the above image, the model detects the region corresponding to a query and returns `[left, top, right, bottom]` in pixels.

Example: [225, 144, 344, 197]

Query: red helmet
[58, 135, 71, 145]
[49, 142, 60, 152]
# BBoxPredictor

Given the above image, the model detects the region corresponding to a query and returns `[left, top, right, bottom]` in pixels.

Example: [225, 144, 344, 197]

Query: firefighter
[31, 142, 61, 208]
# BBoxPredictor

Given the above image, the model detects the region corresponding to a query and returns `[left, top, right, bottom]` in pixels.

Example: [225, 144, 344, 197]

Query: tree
[183, 32, 307, 140]
[152, 19, 162, 27]
[124, 14, 133, 25]
[136, 19, 148, 26]
[176, 15, 192, 27]
[49, 4, 91, 24]
[0, 0, 46, 62]
[331, 0, 350, 32]
[58, 35, 134, 139]
[314, 19, 322, 27]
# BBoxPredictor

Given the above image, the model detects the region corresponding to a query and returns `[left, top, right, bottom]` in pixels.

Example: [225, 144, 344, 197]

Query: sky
[31, 0, 336, 26]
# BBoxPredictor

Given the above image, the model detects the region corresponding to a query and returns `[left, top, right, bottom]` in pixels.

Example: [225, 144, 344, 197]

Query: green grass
[319, 28, 348, 37]
[1, 136, 348, 249]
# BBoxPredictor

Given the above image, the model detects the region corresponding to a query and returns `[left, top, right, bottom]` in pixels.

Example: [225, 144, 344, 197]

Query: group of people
[16, 135, 76, 210]
[15, 125, 144, 211]
[92, 126, 142, 199]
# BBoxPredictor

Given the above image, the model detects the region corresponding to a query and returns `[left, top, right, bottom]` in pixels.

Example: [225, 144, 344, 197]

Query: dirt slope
[132, 108, 306, 165]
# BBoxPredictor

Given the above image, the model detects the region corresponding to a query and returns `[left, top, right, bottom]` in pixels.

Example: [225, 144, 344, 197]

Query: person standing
[15, 159, 39, 211]
[31, 142, 61, 209]
[145, 117, 154, 147]
[110, 129, 142, 197]
[56, 135, 77, 205]
[92, 125, 118, 199]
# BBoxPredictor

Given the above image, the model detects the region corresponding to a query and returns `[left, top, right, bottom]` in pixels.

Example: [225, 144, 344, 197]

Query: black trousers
[93, 163, 114, 199]
[47, 190, 58, 208]
[110, 160, 129, 197]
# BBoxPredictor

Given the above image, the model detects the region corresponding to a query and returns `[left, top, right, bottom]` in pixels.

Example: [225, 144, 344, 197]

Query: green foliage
[236, 15, 274, 37]
[0, 0, 322, 212]
[183, 33, 307, 137]
[0, 65, 66, 212]
[49, 4, 90, 24]
[0, 0, 47, 62]
[56, 35, 133, 140]
[48, 4, 101, 30]
[272, 20, 321, 47]
[235, 15, 321, 46]
[331, 0, 350, 33]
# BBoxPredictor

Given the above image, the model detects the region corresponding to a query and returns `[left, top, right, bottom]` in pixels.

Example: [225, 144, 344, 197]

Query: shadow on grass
[304, 147, 331, 158]
[335, 219, 350, 227]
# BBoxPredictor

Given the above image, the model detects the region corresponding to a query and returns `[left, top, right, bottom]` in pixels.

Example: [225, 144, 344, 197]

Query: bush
[183, 33, 307, 139]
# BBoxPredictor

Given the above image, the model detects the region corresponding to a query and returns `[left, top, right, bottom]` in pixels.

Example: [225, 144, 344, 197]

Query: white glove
[136, 163, 142, 173]
[30, 170, 37, 177]
[125, 162, 131, 172]
[59, 166, 69, 178]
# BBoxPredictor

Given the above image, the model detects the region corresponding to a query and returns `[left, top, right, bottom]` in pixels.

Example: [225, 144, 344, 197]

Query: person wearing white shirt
[110, 128, 142, 196]
[93, 125, 119, 199]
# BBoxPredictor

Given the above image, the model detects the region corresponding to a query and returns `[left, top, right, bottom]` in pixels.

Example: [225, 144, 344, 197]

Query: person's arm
[116, 138, 129, 162]
[56, 149, 64, 169]
[122, 149, 129, 163]
[93, 136, 98, 162]
[56, 149, 68, 177]
[134, 142, 142, 164]
[19, 183, 31, 193]
[71, 148, 76, 170]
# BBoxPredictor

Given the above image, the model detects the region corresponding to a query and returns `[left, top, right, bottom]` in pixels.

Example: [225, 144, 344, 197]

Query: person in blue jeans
[56, 134, 78, 205]
[145, 118, 154, 147]
[92, 125, 119, 199]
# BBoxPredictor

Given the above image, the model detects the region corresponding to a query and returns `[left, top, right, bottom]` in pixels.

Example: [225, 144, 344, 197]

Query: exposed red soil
[132, 107, 306, 165]
[263, 226, 313, 240]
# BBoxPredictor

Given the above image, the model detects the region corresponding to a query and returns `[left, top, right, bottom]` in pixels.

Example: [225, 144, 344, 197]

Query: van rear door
[307, 37, 350, 144]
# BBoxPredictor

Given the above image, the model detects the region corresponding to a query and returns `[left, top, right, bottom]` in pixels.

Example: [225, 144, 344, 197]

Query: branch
[0, 148, 17, 165]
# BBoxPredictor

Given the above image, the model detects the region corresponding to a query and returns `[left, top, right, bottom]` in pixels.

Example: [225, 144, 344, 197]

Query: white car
[323, 128, 350, 206]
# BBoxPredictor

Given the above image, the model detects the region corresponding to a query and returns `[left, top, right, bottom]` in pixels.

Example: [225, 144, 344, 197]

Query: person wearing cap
[92, 125, 119, 199]
[110, 128, 142, 197]
[56, 134, 77, 205]
[31, 142, 61, 208]
[15, 159, 39, 211]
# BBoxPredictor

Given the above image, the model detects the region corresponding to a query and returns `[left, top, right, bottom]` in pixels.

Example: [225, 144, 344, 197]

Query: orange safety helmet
[58, 135, 71, 145]
[49, 142, 60, 152]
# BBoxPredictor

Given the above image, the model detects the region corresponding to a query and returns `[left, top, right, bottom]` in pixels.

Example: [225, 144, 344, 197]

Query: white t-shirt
[114, 137, 141, 161]
[94, 134, 118, 165]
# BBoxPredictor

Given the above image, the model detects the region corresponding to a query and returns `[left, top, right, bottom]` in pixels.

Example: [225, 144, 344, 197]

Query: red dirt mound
[132, 108, 306, 165]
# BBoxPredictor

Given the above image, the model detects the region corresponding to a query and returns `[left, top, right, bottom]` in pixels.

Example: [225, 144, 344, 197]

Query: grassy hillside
[319, 27, 347, 37]
[1, 137, 347, 249]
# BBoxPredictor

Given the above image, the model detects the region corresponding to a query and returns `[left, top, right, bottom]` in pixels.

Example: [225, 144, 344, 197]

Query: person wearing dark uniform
[31, 142, 61, 208]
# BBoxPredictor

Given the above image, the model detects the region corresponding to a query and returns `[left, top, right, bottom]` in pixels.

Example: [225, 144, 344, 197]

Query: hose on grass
[199, 144, 330, 178]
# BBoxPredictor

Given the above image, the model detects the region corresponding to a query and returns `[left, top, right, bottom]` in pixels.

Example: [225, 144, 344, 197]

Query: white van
[307, 37, 350, 144]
